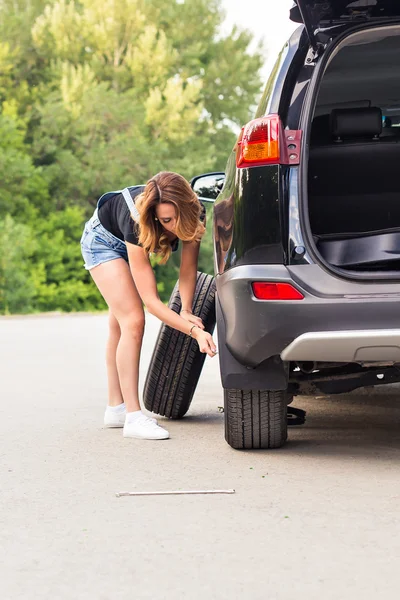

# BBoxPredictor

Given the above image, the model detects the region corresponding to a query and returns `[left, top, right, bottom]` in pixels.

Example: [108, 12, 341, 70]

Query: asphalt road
[1, 313, 400, 600]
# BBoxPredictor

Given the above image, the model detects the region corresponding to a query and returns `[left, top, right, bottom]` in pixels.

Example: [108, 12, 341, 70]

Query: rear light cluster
[252, 282, 304, 301]
[235, 114, 302, 169]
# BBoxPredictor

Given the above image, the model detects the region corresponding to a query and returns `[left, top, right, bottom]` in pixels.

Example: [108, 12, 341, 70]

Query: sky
[221, 0, 299, 79]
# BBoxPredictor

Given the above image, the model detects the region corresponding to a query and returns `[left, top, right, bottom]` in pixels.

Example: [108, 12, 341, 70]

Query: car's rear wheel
[143, 272, 216, 419]
[224, 388, 288, 449]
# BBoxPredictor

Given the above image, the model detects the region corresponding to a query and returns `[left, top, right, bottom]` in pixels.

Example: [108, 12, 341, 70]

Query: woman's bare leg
[106, 311, 124, 407]
[90, 259, 145, 413]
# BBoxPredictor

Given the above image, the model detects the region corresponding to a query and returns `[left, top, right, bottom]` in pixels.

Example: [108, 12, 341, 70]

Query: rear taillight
[235, 115, 301, 169]
[252, 282, 304, 301]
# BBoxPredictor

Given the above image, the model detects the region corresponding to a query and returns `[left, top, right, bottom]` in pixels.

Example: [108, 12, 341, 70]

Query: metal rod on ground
[116, 489, 235, 497]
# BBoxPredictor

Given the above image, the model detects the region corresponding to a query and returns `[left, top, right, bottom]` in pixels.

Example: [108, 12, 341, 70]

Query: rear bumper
[281, 329, 400, 362]
[216, 264, 400, 367]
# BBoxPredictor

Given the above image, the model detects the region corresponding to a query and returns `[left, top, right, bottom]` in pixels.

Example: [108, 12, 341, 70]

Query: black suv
[191, 1, 400, 449]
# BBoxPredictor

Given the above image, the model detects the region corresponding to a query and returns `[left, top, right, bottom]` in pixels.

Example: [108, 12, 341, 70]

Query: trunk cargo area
[307, 26, 400, 273]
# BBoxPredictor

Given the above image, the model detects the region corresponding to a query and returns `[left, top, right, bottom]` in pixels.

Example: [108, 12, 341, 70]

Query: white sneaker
[123, 414, 170, 440]
[104, 406, 126, 428]
[104, 407, 157, 428]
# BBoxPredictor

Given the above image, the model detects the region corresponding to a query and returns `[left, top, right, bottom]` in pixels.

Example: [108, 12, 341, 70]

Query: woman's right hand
[192, 327, 218, 358]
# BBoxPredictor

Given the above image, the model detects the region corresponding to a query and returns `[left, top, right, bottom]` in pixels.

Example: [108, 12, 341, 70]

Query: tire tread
[225, 388, 288, 449]
[143, 272, 216, 419]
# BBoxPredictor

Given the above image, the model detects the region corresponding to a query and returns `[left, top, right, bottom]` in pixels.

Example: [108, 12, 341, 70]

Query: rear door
[291, 1, 400, 27]
[291, 1, 400, 50]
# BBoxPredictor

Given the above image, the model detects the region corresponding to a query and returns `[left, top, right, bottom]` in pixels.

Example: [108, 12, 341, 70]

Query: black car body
[192, 0, 400, 449]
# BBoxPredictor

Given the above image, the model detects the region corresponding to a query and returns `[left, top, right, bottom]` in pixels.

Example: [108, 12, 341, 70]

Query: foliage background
[0, 0, 263, 314]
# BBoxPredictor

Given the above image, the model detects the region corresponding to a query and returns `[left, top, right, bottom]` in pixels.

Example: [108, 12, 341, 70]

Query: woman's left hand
[180, 310, 205, 330]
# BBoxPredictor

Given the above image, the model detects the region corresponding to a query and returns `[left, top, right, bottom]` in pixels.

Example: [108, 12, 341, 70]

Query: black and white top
[98, 185, 206, 252]
[98, 186, 144, 245]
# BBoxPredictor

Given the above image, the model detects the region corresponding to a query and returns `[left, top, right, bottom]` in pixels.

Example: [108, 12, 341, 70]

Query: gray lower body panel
[217, 264, 400, 367]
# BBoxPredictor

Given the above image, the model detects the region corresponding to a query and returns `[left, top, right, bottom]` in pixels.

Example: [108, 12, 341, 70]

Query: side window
[255, 44, 289, 119]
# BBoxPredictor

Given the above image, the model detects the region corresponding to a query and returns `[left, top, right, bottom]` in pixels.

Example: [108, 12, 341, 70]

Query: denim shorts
[80, 210, 128, 271]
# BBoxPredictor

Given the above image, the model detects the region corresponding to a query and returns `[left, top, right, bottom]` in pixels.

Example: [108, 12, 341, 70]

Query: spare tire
[143, 272, 216, 419]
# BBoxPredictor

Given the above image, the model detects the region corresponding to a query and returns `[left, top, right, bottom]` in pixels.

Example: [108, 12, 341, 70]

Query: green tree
[30, 206, 107, 312]
[0, 215, 38, 314]
[0, 110, 50, 218]
[0, 0, 264, 313]
[28, 0, 263, 207]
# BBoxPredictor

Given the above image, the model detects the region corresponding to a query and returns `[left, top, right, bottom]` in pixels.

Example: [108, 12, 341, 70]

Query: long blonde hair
[135, 172, 206, 264]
